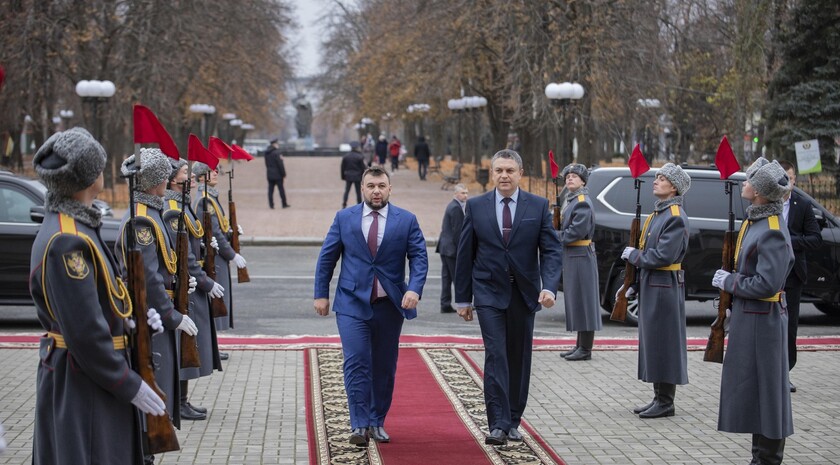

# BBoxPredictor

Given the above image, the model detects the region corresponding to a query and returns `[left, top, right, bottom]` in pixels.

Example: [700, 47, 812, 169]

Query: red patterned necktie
[368, 211, 379, 301]
[502, 197, 512, 243]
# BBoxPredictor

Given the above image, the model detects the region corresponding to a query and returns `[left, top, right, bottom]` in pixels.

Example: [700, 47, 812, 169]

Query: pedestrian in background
[388, 135, 401, 173]
[454, 149, 563, 446]
[362, 133, 375, 167]
[558, 164, 601, 361]
[264, 139, 289, 209]
[375, 135, 388, 166]
[435, 183, 468, 313]
[414, 135, 430, 180]
[314, 166, 428, 448]
[712, 158, 794, 465]
[30, 128, 165, 465]
[620, 163, 690, 419]
[341, 140, 367, 208]
[778, 159, 822, 393]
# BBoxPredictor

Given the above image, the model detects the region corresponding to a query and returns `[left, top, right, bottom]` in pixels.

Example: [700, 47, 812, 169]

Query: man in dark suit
[778, 160, 822, 393]
[435, 183, 468, 313]
[264, 139, 289, 209]
[454, 149, 562, 446]
[314, 166, 428, 447]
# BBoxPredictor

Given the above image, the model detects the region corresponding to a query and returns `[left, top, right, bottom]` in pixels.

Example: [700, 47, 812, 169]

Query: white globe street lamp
[545, 81, 585, 167]
[75, 80, 116, 141]
[189, 104, 217, 144]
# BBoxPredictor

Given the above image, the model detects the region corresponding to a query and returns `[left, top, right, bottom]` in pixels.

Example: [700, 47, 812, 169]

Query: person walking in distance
[777, 159, 822, 393]
[712, 158, 794, 465]
[435, 184, 468, 313]
[388, 135, 401, 173]
[557, 164, 601, 361]
[264, 139, 289, 209]
[375, 134, 388, 166]
[30, 128, 166, 465]
[454, 149, 562, 446]
[414, 136, 431, 180]
[341, 141, 367, 208]
[619, 163, 691, 419]
[314, 166, 428, 447]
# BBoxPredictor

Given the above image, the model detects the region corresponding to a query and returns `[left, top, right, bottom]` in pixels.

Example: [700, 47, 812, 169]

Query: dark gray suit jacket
[435, 199, 464, 257]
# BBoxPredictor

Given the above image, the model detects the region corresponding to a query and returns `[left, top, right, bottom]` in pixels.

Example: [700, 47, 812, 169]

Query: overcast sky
[290, 0, 326, 78]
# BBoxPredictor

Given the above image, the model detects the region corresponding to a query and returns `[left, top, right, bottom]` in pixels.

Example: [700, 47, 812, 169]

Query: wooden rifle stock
[229, 200, 250, 283]
[704, 230, 735, 363]
[127, 235, 180, 454]
[610, 215, 640, 322]
[175, 225, 200, 369]
[203, 208, 228, 318]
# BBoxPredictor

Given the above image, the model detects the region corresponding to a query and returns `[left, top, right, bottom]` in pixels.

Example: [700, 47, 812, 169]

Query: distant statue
[294, 94, 313, 139]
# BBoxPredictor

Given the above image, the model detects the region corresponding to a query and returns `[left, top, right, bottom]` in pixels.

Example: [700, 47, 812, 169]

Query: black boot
[565, 331, 594, 361]
[754, 434, 785, 465]
[634, 383, 659, 414]
[561, 333, 580, 358]
[639, 382, 675, 418]
[179, 380, 207, 421]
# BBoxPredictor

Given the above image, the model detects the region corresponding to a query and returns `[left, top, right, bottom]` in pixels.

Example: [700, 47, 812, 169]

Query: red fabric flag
[188, 134, 219, 170]
[133, 105, 180, 160]
[715, 135, 740, 179]
[548, 150, 559, 178]
[628, 143, 650, 178]
[208, 136, 232, 160]
[231, 144, 255, 161]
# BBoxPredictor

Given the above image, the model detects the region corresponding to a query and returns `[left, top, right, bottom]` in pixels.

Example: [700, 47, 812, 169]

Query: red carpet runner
[305, 347, 566, 465]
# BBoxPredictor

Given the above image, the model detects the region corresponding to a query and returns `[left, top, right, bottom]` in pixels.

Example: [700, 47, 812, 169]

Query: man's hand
[232, 253, 247, 269]
[401, 291, 420, 310]
[209, 282, 225, 299]
[457, 305, 474, 322]
[314, 298, 330, 316]
[621, 247, 636, 261]
[187, 275, 197, 294]
[538, 290, 556, 308]
[177, 315, 198, 336]
[237, 224, 244, 236]
[712, 269, 730, 290]
[210, 236, 219, 251]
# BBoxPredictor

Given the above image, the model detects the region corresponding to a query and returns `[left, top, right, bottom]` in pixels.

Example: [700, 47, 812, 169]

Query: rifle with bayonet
[201, 178, 228, 318]
[175, 178, 200, 369]
[124, 155, 180, 455]
[704, 180, 737, 363]
[226, 161, 249, 283]
[611, 178, 643, 322]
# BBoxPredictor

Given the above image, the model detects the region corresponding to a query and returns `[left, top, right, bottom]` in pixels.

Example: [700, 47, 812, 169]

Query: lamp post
[407, 103, 430, 137]
[381, 113, 393, 138]
[636, 98, 661, 165]
[59, 109, 74, 131]
[238, 124, 254, 145]
[220, 113, 236, 144]
[75, 80, 115, 142]
[545, 82, 585, 168]
[447, 98, 466, 163]
[189, 103, 216, 145]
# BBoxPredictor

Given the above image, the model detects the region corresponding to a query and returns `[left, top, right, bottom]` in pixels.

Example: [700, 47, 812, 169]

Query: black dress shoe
[560, 346, 578, 358]
[349, 427, 369, 447]
[368, 426, 390, 442]
[185, 401, 207, 414]
[564, 347, 592, 361]
[789, 382, 796, 393]
[507, 427, 523, 442]
[485, 428, 507, 446]
[638, 402, 675, 419]
[180, 403, 207, 421]
[219, 352, 230, 361]
[633, 400, 656, 414]
[282, 205, 291, 208]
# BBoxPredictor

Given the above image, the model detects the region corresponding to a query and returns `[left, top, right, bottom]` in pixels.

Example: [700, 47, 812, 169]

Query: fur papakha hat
[561, 163, 588, 184]
[168, 158, 188, 181]
[748, 159, 790, 201]
[745, 157, 770, 179]
[120, 148, 172, 192]
[656, 162, 691, 195]
[191, 161, 214, 179]
[33, 127, 106, 196]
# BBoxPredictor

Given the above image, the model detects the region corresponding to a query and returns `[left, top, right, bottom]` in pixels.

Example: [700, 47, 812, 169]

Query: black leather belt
[372, 297, 389, 304]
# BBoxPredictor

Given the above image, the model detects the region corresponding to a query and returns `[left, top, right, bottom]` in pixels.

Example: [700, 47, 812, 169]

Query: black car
[0, 170, 120, 305]
[580, 166, 840, 325]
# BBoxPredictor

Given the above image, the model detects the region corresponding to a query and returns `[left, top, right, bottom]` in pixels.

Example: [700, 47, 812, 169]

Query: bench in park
[441, 163, 462, 190]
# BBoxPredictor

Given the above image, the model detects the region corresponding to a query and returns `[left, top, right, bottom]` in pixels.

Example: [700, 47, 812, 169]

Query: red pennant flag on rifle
[548, 150, 559, 178]
[133, 104, 180, 160]
[628, 143, 650, 178]
[208, 136, 233, 160]
[188, 134, 219, 171]
[231, 144, 255, 161]
[715, 135, 740, 179]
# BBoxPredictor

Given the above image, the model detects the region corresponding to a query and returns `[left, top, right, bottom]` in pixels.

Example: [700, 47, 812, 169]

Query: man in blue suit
[314, 166, 428, 447]
[455, 149, 562, 446]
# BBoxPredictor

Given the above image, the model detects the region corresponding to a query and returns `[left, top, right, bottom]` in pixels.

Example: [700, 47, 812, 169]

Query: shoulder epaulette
[768, 215, 780, 230]
[577, 194, 585, 203]
[670, 205, 680, 217]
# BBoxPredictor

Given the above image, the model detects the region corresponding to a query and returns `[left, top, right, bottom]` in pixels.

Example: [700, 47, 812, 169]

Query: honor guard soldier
[558, 164, 601, 361]
[620, 163, 691, 419]
[712, 158, 794, 465]
[193, 162, 246, 358]
[116, 148, 199, 430]
[30, 128, 166, 465]
[163, 158, 225, 420]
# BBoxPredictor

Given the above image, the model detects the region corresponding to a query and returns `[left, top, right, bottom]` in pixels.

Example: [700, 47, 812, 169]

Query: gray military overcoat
[626, 198, 689, 385]
[195, 185, 234, 331]
[718, 207, 794, 439]
[560, 189, 602, 332]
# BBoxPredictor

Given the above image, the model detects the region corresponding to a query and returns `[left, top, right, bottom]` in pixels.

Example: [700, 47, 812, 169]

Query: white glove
[210, 236, 219, 252]
[712, 269, 731, 290]
[237, 224, 244, 235]
[232, 253, 247, 269]
[621, 247, 635, 261]
[616, 286, 636, 302]
[209, 282, 225, 299]
[131, 380, 166, 416]
[187, 275, 197, 294]
[177, 314, 198, 336]
[712, 308, 732, 333]
[146, 308, 164, 335]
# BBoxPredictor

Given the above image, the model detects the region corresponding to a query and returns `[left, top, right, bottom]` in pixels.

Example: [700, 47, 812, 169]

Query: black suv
[0, 171, 119, 305]
[583, 166, 840, 325]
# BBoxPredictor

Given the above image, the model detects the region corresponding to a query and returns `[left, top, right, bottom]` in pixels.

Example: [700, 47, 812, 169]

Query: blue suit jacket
[314, 203, 428, 320]
[454, 189, 562, 312]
